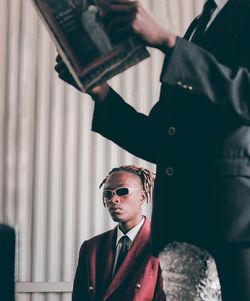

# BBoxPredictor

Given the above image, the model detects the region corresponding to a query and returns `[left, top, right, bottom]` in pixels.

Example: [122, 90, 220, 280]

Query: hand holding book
[55, 54, 110, 102]
[31, 0, 150, 91]
[102, 0, 176, 51]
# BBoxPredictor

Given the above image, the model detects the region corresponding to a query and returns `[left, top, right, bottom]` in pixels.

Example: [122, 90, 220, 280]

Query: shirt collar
[213, 0, 229, 9]
[116, 216, 145, 246]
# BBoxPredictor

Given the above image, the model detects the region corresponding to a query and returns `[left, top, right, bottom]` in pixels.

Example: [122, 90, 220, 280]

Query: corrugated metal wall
[0, 0, 204, 300]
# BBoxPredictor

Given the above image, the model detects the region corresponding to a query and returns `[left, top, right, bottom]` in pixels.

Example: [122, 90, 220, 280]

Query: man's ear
[140, 191, 146, 205]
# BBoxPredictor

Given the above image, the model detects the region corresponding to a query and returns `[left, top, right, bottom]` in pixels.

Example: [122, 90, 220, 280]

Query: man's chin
[110, 213, 124, 223]
[111, 215, 122, 223]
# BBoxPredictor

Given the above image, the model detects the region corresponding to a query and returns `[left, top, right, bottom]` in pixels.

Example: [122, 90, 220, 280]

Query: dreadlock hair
[99, 165, 155, 203]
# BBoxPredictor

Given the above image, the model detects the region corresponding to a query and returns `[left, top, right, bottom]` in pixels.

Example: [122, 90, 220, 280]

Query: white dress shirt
[206, 0, 229, 29]
[112, 216, 145, 275]
[189, 0, 229, 41]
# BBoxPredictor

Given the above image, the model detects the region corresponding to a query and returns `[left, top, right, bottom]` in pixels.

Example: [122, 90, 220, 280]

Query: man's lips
[109, 206, 122, 213]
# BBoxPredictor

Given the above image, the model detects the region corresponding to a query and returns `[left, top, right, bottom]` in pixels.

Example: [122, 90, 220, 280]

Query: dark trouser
[210, 243, 250, 301]
[0, 224, 15, 301]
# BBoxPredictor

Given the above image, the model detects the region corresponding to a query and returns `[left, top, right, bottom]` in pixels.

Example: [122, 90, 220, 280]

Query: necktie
[191, 0, 217, 43]
[113, 236, 130, 275]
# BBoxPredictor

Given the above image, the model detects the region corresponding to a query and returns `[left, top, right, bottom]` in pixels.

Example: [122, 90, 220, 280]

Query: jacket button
[135, 283, 141, 289]
[188, 85, 193, 91]
[88, 286, 94, 292]
[166, 167, 174, 176]
[168, 126, 176, 136]
[177, 81, 182, 86]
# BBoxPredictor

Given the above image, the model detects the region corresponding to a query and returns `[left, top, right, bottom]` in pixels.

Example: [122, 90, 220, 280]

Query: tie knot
[119, 235, 131, 251]
[203, 0, 217, 13]
[191, 0, 217, 43]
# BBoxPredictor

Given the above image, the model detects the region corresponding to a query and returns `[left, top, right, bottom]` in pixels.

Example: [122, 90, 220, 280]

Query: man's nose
[110, 192, 119, 203]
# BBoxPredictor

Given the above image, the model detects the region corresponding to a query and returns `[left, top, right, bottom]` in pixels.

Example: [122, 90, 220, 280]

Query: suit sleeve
[161, 37, 250, 124]
[72, 242, 90, 301]
[92, 88, 163, 164]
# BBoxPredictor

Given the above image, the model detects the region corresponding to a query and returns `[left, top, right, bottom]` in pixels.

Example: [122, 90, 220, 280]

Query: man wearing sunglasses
[56, 0, 250, 299]
[72, 165, 165, 301]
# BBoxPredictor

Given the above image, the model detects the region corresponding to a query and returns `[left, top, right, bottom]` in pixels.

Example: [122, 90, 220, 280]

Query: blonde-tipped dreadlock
[99, 165, 155, 203]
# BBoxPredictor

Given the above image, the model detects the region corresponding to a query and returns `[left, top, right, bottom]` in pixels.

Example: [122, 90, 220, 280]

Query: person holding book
[56, 0, 250, 300]
[72, 165, 165, 301]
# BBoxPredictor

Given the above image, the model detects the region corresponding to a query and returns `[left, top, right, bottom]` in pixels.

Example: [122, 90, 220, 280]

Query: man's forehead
[104, 171, 140, 186]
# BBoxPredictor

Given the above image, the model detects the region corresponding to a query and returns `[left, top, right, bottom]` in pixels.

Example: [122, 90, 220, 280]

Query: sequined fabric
[159, 242, 222, 301]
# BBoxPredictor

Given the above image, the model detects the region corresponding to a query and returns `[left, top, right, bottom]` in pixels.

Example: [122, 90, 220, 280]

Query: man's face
[103, 171, 145, 229]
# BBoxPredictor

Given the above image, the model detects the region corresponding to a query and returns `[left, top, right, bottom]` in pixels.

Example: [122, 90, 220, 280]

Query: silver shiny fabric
[159, 242, 222, 301]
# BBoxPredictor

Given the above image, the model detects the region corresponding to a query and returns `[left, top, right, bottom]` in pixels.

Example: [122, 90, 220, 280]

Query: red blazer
[72, 218, 166, 301]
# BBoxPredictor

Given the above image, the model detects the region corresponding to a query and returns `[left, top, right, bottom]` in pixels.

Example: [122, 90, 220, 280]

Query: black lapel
[183, 16, 199, 40]
[197, 0, 246, 47]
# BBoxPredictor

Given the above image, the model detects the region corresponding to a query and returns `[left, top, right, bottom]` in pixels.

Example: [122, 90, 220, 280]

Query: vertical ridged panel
[0, 0, 8, 222]
[0, 1, 204, 300]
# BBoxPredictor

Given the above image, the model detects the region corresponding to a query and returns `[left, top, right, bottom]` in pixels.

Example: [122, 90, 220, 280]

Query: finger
[104, 5, 136, 17]
[104, 13, 135, 33]
[58, 69, 78, 88]
[55, 61, 80, 90]
[55, 62, 70, 79]
[55, 54, 62, 63]
[54, 60, 66, 73]
[100, 0, 138, 20]
[110, 0, 137, 5]
[103, 14, 135, 32]
[58, 67, 71, 79]
[108, 3, 137, 13]
[101, 1, 137, 18]
[110, 26, 133, 43]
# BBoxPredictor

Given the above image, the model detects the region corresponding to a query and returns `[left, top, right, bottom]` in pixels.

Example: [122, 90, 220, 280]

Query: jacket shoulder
[79, 228, 115, 253]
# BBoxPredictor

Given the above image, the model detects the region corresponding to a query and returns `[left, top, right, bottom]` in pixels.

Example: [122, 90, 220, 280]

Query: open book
[31, 0, 150, 91]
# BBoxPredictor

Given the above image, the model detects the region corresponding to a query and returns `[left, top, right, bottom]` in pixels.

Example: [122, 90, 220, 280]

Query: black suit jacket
[0, 224, 15, 301]
[92, 0, 250, 255]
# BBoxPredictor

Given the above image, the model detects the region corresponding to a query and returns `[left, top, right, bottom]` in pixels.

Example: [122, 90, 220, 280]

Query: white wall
[0, 0, 203, 300]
